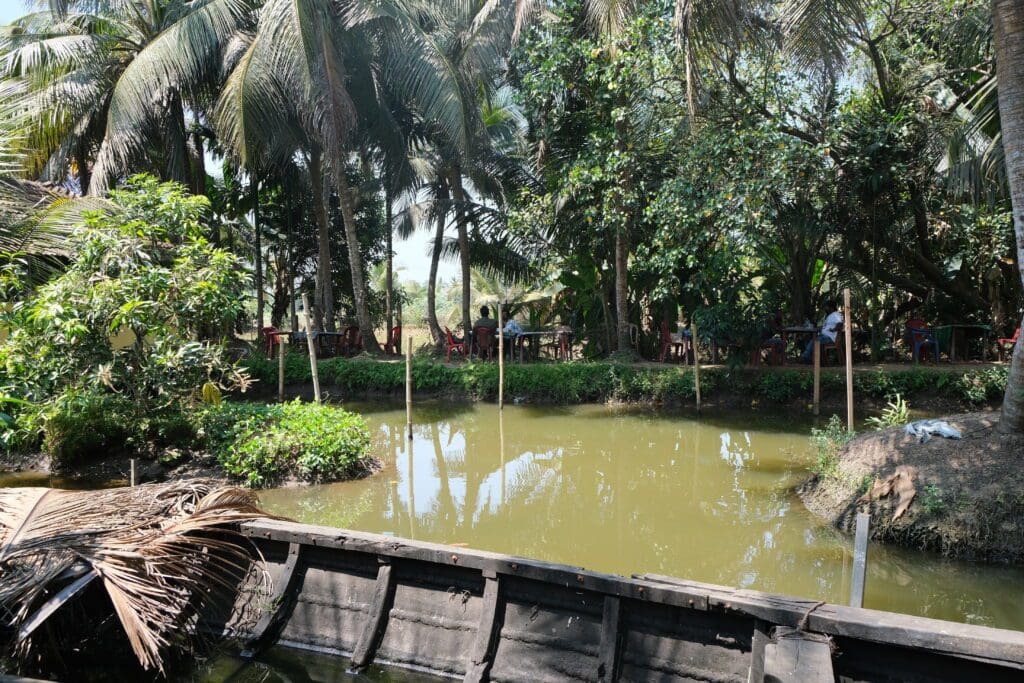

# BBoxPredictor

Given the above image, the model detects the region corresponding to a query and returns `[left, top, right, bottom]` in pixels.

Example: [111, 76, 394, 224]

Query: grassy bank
[241, 353, 1007, 408]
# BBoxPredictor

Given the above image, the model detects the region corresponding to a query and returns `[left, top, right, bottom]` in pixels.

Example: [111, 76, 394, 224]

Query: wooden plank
[464, 575, 502, 683]
[350, 561, 395, 670]
[747, 620, 770, 683]
[844, 288, 853, 431]
[597, 595, 622, 682]
[849, 513, 870, 608]
[762, 627, 834, 683]
[240, 543, 303, 659]
[17, 569, 98, 642]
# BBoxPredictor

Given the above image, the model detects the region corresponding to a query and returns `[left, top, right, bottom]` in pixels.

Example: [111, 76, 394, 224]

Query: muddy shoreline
[799, 412, 1024, 565]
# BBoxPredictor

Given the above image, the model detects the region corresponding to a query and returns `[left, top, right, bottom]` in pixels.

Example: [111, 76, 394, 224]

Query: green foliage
[920, 484, 946, 516]
[865, 394, 910, 430]
[0, 176, 251, 454]
[810, 415, 854, 479]
[193, 401, 373, 487]
[37, 392, 134, 465]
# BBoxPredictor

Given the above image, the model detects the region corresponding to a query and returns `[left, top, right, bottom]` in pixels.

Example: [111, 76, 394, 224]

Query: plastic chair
[999, 328, 1020, 361]
[659, 321, 686, 363]
[444, 327, 466, 363]
[906, 318, 939, 363]
[262, 326, 281, 358]
[473, 326, 495, 361]
[384, 325, 402, 355]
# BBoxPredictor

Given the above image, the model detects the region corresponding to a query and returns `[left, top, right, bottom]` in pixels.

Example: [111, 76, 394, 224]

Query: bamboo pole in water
[301, 293, 321, 403]
[278, 335, 285, 402]
[691, 321, 702, 415]
[406, 335, 413, 440]
[130, 459, 135, 487]
[498, 304, 504, 410]
[813, 335, 821, 416]
[844, 288, 854, 431]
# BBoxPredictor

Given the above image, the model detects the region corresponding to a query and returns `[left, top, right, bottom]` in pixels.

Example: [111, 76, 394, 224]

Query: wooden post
[691, 322, 702, 415]
[130, 459, 135, 487]
[406, 335, 413, 440]
[844, 288, 854, 431]
[278, 335, 286, 403]
[498, 304, 504, 410]
[813, 336, 821, 416]
[850, 512, 870, 607]
[301, 293, 321, 403]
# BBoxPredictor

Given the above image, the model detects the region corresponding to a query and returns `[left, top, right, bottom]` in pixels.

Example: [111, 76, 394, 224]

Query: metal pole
[406, 335, 413, 440]
[844, 288, 854, 431]
[498, 303, 504, 410]
[813, 335, 821, 416]
[278, 335, 286, 403]
[691, 321, 702, 415]
[850, 512, 870, 607]
[301, 293, 321, 403]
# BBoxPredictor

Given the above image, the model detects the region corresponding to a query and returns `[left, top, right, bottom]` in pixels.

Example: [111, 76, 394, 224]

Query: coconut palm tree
[0, 0, 251, 195]
[993, 0, 1024, 433]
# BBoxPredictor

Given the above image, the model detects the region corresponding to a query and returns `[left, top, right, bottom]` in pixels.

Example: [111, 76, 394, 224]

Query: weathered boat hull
[237, 519, 1024, 682]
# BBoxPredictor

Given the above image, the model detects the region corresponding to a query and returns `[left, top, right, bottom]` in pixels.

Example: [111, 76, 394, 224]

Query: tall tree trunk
[286, 192, 298, 331]
[385, 182, 394, 334]
[165, 92, 191, 187]
[337, 171, 381, 353]
[995, 0, 1024, 434]
[614, 228, 631, 352]
[252, 175, 264, 334]
[427, 182, 449, 346]
[189, 131, 207, 197]
[308, 147, 334, 332]
[449, 166, 472, 338]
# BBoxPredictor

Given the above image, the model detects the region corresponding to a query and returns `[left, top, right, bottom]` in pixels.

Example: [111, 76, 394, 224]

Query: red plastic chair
[906, 318, 939, 363]
[444, 327, 466, 363]
[384, 325, 402, 355]
[658, 321, 686, 363]
[262, 326, 281, 357]
[474, 326, 495, 361]
[999, 327, 1020, 361]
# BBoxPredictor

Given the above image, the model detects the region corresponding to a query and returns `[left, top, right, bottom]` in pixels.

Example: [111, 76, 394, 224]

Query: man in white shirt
[802, 300, 843, 362]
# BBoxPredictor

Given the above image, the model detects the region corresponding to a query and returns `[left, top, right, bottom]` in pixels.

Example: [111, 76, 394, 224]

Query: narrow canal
[258, 400, 1024, 631]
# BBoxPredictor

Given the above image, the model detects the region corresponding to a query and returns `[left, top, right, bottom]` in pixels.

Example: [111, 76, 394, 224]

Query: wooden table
[515, 330, 566, 362]
[933, 324, 991, 362]
[780, 326, 819, 364]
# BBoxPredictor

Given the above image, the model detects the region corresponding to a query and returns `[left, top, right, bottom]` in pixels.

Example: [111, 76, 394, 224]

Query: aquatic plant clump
[193, 401, 374, 487]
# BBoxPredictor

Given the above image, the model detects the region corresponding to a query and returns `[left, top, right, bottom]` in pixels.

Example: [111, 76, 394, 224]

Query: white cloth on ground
[904, 419, 962, 444]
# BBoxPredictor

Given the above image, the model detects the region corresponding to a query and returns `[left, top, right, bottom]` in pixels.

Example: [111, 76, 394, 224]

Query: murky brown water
[258, 401, 1024, 631]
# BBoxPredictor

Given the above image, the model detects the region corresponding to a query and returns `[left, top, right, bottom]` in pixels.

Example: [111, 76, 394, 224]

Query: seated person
[801, 301, 843, 362]
[503, 310, 523, 338]
[474, 305, 498, 331]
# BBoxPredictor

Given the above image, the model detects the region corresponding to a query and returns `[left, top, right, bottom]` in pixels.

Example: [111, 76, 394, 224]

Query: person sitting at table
[474, 305, 498, 332]
[502, 308, 523, 357]
[801, 300, 843, 363]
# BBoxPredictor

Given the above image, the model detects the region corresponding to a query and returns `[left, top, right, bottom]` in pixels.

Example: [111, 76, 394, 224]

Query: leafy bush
[810, 415, 854, 479]
[37, 392, 134, 466]
[0, 176, 252, 454]
[865, 394, 909, 430]
[193, 401, 373, 487]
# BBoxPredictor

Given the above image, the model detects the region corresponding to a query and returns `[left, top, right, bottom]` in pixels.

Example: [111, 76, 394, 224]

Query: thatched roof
[0, 481, 273, 675]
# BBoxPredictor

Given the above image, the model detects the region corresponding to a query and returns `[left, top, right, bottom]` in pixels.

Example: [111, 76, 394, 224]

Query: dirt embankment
[799, 413, 1024, 564]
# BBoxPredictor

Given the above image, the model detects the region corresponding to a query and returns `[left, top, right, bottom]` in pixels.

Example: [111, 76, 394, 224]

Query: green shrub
[810, 415, 854, 479]
[920, 484, 945, 516]
[38, 392, 134, 466]
[194, 400, 373, 487]
[865, 394, 909, 430]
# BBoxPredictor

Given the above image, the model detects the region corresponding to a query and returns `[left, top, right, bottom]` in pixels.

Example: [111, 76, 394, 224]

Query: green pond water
[255, 400, 1024, 632]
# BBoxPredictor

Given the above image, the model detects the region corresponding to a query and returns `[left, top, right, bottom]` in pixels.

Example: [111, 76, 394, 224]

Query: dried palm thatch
[0, 480, 274, 675]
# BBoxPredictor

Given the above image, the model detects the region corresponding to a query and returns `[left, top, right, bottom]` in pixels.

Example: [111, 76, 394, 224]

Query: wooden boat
[236, 519, 1024, 682]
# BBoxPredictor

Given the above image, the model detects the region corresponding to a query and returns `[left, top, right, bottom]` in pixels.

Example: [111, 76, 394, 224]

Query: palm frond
[0, 481, 274, 674]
